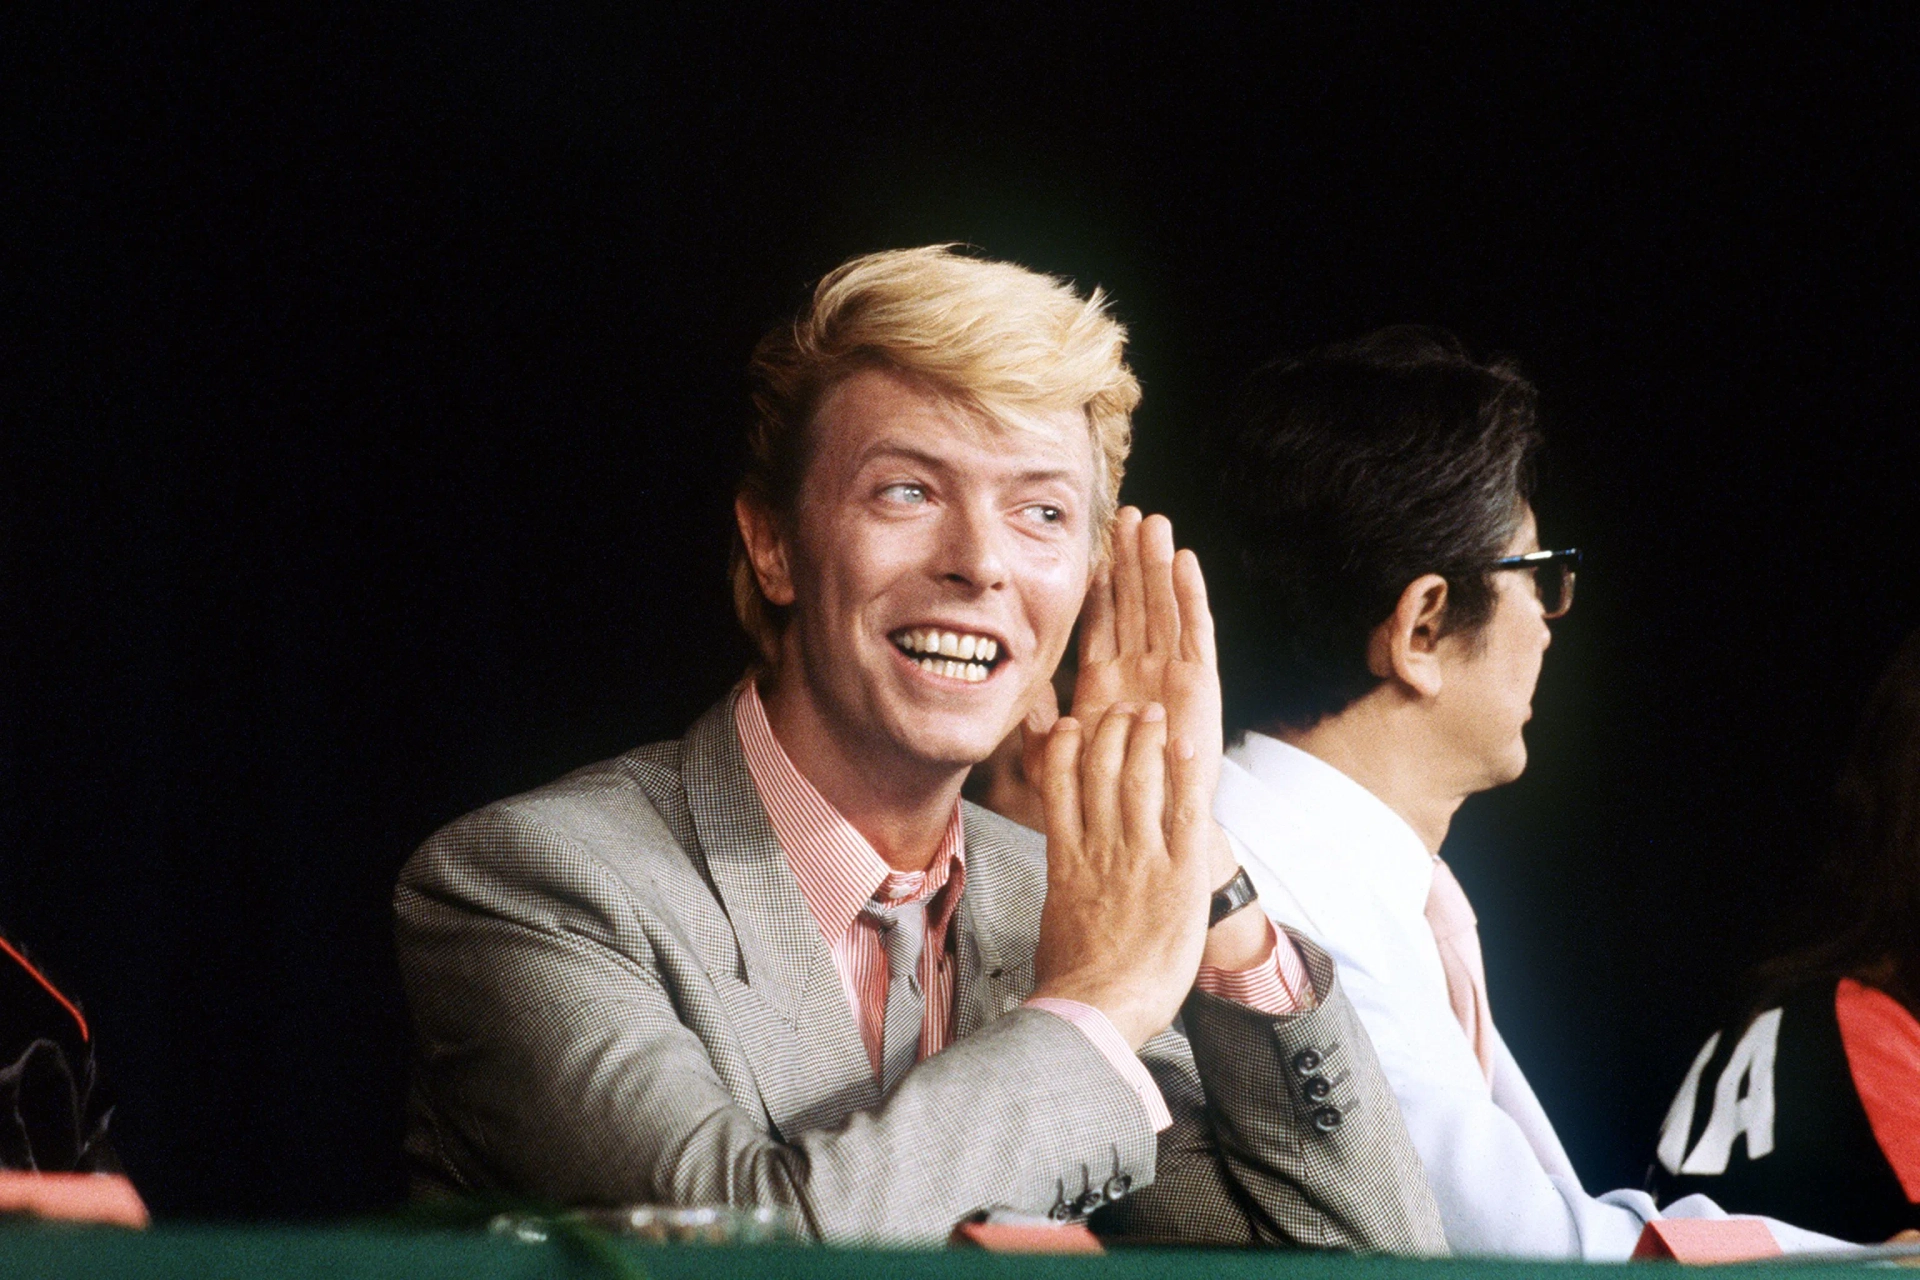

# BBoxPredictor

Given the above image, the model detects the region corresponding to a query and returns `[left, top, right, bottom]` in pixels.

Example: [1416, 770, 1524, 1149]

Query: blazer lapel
[952, 806, 1046, 1038]
[680, 694, 881, 1134]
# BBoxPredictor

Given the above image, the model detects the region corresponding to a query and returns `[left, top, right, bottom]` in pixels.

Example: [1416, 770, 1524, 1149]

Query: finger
[1080, 564, 1116, 665]
[1039, 717, 1086, 856]
[1111, 506, 1147, 655]
[1025, 687, 1062, 736]
[1164, 731, 1214, 884]
[1140, 514, 1180, 655]
[1173, 548, 1217, 669]
[1080, 703, 1138, 855]
[1020, 692, 1061, 784]
[1119, 702, 1169, 860]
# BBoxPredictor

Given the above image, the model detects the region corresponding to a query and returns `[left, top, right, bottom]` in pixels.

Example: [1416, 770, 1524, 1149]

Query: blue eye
[880, 483, 927, 505]
[1023, 504, 1065, 525]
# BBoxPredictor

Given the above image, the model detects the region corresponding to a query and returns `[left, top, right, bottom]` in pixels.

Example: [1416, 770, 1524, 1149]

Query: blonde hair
[731, 245, 1140, 658]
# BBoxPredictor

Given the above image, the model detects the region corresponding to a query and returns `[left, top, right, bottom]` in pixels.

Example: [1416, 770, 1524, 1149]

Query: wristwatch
[1208, 867, 1259, 927]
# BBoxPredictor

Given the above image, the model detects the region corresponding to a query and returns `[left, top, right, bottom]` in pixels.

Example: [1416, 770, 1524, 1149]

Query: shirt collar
[1226, 730, 1434, 921]
[733, 679, 966, 942]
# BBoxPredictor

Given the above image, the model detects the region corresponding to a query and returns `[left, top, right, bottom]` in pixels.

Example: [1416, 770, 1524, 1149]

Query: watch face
[1210, 868, 1257, 925]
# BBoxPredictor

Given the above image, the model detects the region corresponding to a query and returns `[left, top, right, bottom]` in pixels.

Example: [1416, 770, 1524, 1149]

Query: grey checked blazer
[395, 693, 1445, 1251]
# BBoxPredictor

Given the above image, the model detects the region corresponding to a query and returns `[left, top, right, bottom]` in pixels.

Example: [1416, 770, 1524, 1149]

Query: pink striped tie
[1425, 858, 1496, 1084]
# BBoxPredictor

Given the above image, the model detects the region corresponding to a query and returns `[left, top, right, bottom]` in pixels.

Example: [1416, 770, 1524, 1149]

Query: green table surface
[0, 1225, 1891, 1280]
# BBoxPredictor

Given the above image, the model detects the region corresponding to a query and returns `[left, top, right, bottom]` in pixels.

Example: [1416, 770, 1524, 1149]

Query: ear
[1366, 573, 1450, 699]
[734, 493, 797, 608]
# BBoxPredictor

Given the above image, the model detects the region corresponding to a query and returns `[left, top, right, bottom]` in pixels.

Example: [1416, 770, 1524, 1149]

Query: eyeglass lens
[1538, 563, 1575, 619]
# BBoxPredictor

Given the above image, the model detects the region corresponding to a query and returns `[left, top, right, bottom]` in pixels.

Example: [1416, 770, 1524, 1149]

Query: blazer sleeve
[1094, 932, 1449, 1255]
[394, 803, 1163, 1246]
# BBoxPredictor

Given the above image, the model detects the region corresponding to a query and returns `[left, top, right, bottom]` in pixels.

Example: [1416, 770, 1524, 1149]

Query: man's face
[765, 366, 1095, 775]
[1433, 506, 1553, 791]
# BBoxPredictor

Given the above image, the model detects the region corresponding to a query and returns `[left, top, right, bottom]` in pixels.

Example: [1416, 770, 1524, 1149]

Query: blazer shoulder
[959, 800, 1046, 871]
[398, 736, 697, 900]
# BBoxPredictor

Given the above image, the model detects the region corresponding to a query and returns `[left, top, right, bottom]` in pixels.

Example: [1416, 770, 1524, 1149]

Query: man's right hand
[1028, 700, 1215, 1049]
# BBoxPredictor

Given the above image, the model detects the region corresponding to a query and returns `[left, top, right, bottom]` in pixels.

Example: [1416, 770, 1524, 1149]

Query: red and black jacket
[1649, 975, 1920, 1243]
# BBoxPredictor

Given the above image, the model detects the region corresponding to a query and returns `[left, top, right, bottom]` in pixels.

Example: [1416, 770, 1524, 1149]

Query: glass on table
[490, 1204, 801, 1246]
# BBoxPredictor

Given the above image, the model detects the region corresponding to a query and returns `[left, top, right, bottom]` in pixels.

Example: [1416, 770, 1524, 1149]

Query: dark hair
[1756, 628, 1920, 1014]
[1214, 326, 1542, 736]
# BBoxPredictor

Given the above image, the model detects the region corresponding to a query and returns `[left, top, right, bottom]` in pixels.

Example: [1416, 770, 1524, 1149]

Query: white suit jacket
[1216, 733, 1842, 1259]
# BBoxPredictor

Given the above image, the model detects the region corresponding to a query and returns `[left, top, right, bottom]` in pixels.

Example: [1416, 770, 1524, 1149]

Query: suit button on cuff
[1075, 1190, 1105, 1215]
[1302, 1075, 1332, 1101]
[1312, 1106, 1343, 1133]
[1048, 1201, 1076, 1222]
[1102, 1174, 1132, 1201]
[1291, 1049, 1323, 1076]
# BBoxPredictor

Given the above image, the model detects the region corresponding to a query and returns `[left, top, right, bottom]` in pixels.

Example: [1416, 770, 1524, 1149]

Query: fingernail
[1141, 703, 1165, 722]
[1055, 717, 1081, 732]
[1172, 736, 1196, 760]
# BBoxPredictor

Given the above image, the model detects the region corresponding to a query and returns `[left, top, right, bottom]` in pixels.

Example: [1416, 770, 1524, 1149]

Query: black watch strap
[1208, 867, 1259, 927]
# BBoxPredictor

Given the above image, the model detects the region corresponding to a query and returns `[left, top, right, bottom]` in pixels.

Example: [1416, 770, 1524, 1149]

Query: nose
[935, 499, 1009, 593]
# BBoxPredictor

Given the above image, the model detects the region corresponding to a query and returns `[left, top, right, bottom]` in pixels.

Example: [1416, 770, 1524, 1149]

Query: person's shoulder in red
[1835, 977, 1920, 1204]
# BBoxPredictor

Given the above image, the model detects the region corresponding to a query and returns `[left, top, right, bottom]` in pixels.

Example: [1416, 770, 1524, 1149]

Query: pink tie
[1425, 857, 1496, 1084]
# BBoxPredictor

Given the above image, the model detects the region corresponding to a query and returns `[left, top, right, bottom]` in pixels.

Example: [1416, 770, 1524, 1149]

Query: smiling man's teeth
[913, 656, 991, 682]
[893, 627, 999, 665]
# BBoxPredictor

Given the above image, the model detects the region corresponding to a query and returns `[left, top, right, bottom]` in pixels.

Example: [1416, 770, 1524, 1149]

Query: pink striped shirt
[735, 680, 966, 1069]
[734, 681, 1312, 1133]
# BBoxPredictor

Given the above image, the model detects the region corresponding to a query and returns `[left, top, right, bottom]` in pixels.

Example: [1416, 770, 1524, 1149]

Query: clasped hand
[1029, 510, 1247, 1049]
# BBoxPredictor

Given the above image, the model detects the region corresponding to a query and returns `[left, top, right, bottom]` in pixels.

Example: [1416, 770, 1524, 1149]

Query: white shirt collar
[1225, 731, 1435, 925]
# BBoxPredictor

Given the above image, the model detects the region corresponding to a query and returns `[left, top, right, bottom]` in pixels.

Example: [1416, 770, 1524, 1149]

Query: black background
[6, 4, 1917, 1220]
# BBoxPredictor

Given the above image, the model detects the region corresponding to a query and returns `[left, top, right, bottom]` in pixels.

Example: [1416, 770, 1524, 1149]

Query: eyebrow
[854, 440, 1082, 486]
[855, 441, 949, 471]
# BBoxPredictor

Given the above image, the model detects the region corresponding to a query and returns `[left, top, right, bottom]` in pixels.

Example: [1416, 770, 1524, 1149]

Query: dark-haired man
[395, 249, 1443, 1249]
[1209, 327, 1841, 1258]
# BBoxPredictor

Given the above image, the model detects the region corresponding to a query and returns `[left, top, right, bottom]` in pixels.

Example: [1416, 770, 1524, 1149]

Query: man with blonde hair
[395, 247, 1443, 1249]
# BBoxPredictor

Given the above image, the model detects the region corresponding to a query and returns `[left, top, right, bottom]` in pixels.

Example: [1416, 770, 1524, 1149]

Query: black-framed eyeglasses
[1490, 548, 1581, 620]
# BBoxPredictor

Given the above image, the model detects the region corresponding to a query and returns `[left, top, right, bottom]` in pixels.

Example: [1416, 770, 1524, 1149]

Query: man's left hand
[1059, 508, 1269, 970]
[1071, 508, 1223, 812]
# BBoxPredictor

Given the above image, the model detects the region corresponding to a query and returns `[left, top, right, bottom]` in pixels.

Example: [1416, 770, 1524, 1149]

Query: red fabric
[1630, 1218, 1782, 1262]
[951, 1220, 1104, 1253]
[1835, 977, 1920, 1202]
[0, 1172, 148, 1228]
